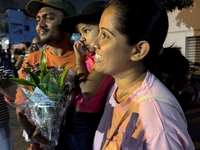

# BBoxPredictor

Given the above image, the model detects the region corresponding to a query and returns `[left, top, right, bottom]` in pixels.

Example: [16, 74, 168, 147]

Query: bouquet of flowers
[0, 51, 75, 149]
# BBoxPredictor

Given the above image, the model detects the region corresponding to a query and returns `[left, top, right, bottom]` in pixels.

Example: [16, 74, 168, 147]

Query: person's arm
[16, 55, 50, 148]
[1, 56, 48, 148]
[74, 41, 108, 100]
[16, 108, 50, 149]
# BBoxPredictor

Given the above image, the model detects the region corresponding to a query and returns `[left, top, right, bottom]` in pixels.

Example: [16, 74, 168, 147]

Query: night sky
[0, 0, 101, 14]
[0, 0, 30, 12]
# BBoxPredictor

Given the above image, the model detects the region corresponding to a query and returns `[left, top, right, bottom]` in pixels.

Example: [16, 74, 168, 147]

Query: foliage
[9, 50, 74, 102]
[160, 0, 194, 12]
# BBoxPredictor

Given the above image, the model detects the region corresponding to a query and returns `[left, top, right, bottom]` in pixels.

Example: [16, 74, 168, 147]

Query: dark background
[0, 0, 108, 14]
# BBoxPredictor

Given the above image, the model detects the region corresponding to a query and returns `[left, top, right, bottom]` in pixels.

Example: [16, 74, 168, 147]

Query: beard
[38, 28, 62, 45]
[39, 34, 55, 45]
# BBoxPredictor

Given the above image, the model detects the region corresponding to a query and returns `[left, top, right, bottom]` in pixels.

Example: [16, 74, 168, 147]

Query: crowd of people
[0, 35, 42, 73]
[0, 0, 196, 150]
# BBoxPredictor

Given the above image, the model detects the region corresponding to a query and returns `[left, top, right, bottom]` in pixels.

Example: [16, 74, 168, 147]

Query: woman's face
[92, 6, 134, 77]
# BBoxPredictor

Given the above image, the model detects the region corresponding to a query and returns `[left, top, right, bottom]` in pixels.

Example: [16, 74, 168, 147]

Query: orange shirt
[19, 50, 76, 79]
[16, 35, 76, 150]
[19, 32, 76, 78]
[18, 35, 76, 104]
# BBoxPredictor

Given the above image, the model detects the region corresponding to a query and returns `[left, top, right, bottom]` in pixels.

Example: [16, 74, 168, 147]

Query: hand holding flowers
[0, 50, 76, 149]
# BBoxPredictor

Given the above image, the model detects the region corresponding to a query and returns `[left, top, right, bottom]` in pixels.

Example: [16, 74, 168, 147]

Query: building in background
[0, 0, 110, 49]
[0, 9, 37, 48]
[165, 0, 200, 63]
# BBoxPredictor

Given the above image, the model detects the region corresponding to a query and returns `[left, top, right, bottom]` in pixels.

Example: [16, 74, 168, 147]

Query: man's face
[29, 37, 40, 52]
[36, 7, 64, 44]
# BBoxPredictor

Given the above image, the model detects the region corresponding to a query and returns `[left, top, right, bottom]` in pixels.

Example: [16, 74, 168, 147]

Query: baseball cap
[61, 1, 107, 33]
[26, 0, 77, 17]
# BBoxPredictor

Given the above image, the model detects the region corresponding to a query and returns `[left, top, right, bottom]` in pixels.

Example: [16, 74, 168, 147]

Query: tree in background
[161, 0, 194, 12]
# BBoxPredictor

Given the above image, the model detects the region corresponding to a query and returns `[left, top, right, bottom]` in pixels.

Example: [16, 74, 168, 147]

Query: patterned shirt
[0, 57, 14, 121]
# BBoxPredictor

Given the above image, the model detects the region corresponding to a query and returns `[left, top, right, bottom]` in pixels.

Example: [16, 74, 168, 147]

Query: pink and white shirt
[94, 71, 194, 150]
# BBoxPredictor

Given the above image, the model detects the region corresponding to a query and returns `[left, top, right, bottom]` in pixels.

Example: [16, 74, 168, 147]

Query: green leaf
[40, 50, 47, 82]
[25, 70, 40, 86]
[60, 62, 69, 69]
[59, 69, 69, 87]
[39, 71, 51, 93]
[40, 70, 60, 95]
[9, 78, 36, 87]
[42, 70, 58, 84]
[47, 82, 61, 94]
[40, 79, 61, 97]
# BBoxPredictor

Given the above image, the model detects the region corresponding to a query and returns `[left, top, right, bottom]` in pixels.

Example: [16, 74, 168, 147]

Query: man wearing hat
[15, 0, 77, 150]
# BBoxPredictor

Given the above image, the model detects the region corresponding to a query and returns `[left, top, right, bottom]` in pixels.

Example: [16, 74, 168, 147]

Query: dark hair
[14, 48, 24, 55]
[107, 0, 167, 53]
[107, 0, 189, 105]
[23, 42, 31, 48]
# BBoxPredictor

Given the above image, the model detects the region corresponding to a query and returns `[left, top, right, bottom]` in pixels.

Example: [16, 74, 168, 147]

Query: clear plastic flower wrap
[0, 51, 76, 149]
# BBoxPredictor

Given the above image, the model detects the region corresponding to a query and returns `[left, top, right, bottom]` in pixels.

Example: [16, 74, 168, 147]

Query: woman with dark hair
[92, 0, 194, 149]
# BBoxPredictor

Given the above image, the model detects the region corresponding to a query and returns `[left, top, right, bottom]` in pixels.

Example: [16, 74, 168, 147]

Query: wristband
[28, 127, 35, 139]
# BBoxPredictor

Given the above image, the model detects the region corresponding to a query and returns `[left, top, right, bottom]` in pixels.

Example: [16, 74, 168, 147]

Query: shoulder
[130, 94, 186, 136]
[26, 50, 42, 59]
[29, 50, 42, 56]
[126, 96, 193, 149]
[24, 51, 42, 64]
